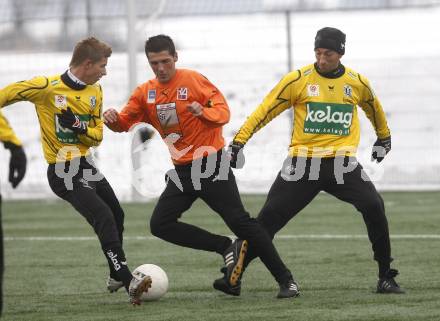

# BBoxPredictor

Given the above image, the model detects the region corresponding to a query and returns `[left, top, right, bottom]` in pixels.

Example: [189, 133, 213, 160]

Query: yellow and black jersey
[0, 72, 103, 163]
[234, 63, 390, 157]
[0, 109, 22, 146]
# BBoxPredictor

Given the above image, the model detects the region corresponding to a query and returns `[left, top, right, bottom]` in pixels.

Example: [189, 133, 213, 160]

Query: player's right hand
[228, 141, 245, 169]
[103, 108, 119, 124]
[4, 142, 27, 188]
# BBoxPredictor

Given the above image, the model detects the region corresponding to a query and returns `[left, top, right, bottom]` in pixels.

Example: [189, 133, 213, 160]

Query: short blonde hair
[69, 37, 112, 67]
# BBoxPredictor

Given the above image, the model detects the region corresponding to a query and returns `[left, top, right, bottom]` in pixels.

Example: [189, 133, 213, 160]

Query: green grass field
[2, 192, 440, 321]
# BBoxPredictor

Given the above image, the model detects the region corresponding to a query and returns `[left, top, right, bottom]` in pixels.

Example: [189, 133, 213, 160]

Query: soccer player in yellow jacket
[0, 37, 150, 305]
[217, 27, 404, 294]
[0, 110, 27, 317]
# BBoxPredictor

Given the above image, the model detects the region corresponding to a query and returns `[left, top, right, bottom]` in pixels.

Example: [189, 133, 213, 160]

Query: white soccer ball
[133, 264, 169, 301]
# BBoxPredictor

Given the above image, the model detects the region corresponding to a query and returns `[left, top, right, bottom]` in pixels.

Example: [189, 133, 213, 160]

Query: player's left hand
[4, 142, 27, 188]
[228, 141, 245, 169]
[59, 107, 87, 134]
[187, 102, 203, 117]
[371, 136, 391, 163]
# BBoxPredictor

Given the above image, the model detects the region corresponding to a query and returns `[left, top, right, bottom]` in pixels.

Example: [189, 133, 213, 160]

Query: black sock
[378, 261, 391, 278]
[276, 270, 293, 284]
[105, 246, 132, 291]
[219, 238, 233, 255]
[104, 255, 121, 281]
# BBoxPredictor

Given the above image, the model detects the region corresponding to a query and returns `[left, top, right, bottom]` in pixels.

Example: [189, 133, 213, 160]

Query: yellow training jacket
[0, 109, 22, 146]
[0, 74, 103, 163]
[234, 63, 390, 157]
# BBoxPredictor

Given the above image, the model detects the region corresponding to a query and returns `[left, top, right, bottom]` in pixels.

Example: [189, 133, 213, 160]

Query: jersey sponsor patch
[54, 95, 67, 109]
[307, 84, 320, 97]
[177, 87, 188, 100]
[304, 102, 354, 136]
[147, 89, 156, 103]
[156, 102, 182, 136]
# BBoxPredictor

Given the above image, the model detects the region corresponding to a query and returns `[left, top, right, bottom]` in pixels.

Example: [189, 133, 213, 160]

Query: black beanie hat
[314, 27, 346, 55]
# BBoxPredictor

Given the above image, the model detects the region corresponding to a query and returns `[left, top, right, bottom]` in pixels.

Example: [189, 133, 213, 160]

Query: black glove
[4, 142, 27, 188]
[59, 107, 87, 134]
[228, 142, 245, 169]
[371, 136, 391, 163]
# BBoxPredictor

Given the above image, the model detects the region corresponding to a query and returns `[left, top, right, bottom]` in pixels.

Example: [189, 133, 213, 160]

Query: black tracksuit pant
[47, 157, 132, 287]
[243, 156, 392, 277]
[150, 150, 292, 283]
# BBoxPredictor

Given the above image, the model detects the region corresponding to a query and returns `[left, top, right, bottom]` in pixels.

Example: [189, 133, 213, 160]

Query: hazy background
[1, 0, 439, 201]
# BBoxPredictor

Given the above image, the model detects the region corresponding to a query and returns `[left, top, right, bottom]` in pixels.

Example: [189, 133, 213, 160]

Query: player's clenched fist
[103, 108, 123, 131]
[103, 108, 119, 124]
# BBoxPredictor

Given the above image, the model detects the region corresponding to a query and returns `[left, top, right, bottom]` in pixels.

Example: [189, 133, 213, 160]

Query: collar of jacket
[314, 63, 345, 79]
[61, 70, 87, 90]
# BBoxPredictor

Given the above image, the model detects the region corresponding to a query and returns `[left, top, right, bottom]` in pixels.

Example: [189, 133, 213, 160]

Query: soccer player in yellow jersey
[0, 111, 27, 316]
[0, 37, 151, 305]
[220, 27, 404, 294]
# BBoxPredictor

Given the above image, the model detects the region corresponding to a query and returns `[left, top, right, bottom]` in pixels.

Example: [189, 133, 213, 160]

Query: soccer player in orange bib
[104, 34, 299, 298]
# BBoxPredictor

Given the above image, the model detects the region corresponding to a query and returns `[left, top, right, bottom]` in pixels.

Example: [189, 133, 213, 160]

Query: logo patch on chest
[54, 95, 67, 109]
[343, 85, 353, 98]
[307, 84, 320, 97]
[147, 89, 156, 103]
[89, 96, 96, 109]
[177, 87, 188, 100]
[156, 102, 182, 137]
[156, 103, 179, 128]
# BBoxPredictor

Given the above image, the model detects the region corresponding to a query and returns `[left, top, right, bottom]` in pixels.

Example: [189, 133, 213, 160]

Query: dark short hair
[69, 37, 112, 67]
[144, 34, 176, 57]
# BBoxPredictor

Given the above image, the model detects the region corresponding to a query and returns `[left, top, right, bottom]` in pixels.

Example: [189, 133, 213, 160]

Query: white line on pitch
[277, 234, 440, 239]
[4, 234, 440, 241]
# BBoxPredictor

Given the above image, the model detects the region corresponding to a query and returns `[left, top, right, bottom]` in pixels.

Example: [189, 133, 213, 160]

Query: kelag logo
[304, 102, 354, 136]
